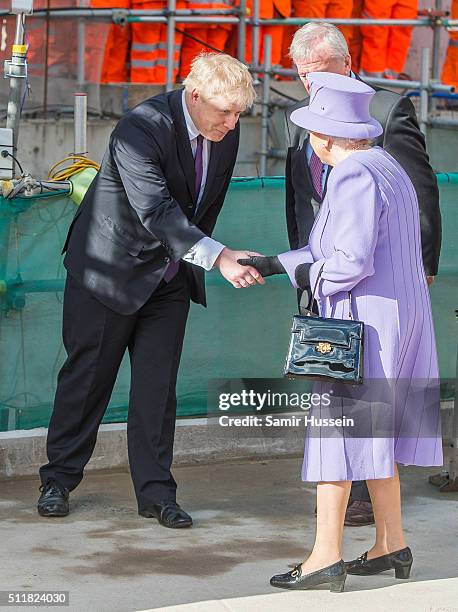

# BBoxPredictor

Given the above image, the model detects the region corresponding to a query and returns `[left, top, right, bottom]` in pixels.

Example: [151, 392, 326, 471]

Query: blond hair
[183, 53, 256, 110]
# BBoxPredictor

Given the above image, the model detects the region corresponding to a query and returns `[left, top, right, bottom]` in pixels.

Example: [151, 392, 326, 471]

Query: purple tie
[194, 134, 204, 203]
[309, 150, 323, 198]
[164, 134, 204, 283]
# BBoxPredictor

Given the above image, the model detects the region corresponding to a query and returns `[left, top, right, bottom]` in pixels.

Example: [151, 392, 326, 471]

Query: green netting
[0, 175, 457, 431]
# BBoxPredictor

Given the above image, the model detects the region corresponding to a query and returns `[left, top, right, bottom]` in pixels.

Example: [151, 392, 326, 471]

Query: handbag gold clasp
[316, 342, 332, 354]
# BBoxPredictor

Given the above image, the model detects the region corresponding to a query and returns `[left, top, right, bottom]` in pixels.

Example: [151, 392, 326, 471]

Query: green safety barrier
[0, 175, 456, 431]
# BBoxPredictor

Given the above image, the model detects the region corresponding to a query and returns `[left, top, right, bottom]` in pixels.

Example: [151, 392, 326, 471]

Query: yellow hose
[48, 156, 100, 181]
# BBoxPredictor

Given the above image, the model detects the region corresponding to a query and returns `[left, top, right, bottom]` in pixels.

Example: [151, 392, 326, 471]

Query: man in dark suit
[37, 53, 262, 528]
[284, 23, 441, 526]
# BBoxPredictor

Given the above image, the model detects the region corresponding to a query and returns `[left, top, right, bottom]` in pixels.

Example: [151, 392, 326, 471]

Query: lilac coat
[278, 147, 443, 482]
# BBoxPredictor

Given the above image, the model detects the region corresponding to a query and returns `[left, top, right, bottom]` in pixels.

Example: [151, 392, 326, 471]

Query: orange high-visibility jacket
[179, 0, 235, 79]
[360, 0, 417, 76]
[185, 0, 235, 27]
[241, 0, 291, 65]
[130, 0, 184, 84]
[349, 0, 363, 71]
[88, 0, 131, 83]
[291, 0, 353, 43]
[245, 0, 291, 19]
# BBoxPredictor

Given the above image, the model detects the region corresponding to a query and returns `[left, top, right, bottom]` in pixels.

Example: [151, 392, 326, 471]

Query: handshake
[214, 248, 286, 289]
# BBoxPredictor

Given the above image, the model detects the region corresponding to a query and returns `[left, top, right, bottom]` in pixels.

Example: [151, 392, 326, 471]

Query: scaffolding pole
[237, 0, 247, 63]
[76, 0, 86, 90]
[74, 93, 87, 157]
[420, 47, 431, 134]
[259, 35, 272, 177]
[252, 0, 260, 78]
[166, 0, 176, 92]
[5, 13, 27, 160]
[429, 117, 458, 128]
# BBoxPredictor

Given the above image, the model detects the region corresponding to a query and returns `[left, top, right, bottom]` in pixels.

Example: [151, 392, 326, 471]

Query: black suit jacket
[63, 88, 239, 315]
[285, 84, 442, 276]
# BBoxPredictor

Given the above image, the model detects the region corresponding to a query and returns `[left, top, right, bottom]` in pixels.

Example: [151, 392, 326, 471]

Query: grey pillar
[166, 0, 177, 92]
[260, 34, 271, 177]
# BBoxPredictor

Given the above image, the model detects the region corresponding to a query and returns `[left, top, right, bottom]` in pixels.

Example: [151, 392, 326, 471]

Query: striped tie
[309, 150, 323, 199]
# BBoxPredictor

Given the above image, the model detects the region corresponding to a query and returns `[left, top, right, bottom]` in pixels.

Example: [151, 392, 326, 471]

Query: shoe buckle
[291, 564, 301, 578]
[357, 552, 368, 565]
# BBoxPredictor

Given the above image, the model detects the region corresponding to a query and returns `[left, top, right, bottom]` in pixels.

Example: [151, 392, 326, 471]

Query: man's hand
[427, 276, 435, 286]
[215, 248, 266, 288]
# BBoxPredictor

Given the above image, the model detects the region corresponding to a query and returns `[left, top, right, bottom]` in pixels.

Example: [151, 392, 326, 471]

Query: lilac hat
[290, 72, 383, 139]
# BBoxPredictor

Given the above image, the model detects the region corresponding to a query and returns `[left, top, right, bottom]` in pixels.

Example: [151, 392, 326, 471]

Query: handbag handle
[302, 262, 354, 319]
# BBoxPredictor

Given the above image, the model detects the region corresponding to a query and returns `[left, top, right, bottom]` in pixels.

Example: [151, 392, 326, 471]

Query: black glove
[294, 262, 312, 290]
[237, 255, 286, 277]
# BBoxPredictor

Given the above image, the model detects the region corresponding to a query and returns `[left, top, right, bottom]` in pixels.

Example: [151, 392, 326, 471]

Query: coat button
[164, 257, 170, 263]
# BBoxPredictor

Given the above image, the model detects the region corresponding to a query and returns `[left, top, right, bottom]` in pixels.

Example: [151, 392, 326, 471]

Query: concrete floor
[0, 457, 457, 612]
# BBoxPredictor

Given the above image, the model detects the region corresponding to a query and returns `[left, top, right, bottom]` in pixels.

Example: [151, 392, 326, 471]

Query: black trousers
[40, 266, 190, 509]
[350, 480, 371, 502]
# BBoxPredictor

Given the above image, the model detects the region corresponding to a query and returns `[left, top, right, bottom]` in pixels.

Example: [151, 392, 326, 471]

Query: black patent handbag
[284, 264, 364, 384]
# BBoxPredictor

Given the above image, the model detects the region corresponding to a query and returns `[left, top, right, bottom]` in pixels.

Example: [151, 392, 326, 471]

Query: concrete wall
[13, 112, 266, 180]
[0, 419, 306, 480]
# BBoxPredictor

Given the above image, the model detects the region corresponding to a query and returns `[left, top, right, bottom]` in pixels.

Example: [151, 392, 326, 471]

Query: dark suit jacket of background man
[63, 87, 239, 315]
[285, 84, 442, 278]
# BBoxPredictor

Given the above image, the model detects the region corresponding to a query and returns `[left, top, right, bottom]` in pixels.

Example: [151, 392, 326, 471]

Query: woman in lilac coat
[240, 72, 443, 592]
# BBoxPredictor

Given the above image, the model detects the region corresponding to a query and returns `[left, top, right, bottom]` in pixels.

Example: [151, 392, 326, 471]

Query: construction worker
[441, 0, 458, 91]
[292, 0, 353, 42]
[348, 0, 363, 72]
[280, 0, 353, 71]
[359, 0, 418, 78]
[178, 0, 235, 81]
[227, 0, 291, 66]
[130, 0, 184, 84]
[86, 0, 131, 83]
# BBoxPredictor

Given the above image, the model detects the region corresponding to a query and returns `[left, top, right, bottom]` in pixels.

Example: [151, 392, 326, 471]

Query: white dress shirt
[179, 90, 226, 271]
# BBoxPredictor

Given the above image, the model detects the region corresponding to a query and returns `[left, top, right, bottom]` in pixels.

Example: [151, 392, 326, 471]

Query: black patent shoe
[270, 559, 346, 592]
[139, 500, 193, 529]
[345, 547, 413, 578]
[37, 479, 69, 517]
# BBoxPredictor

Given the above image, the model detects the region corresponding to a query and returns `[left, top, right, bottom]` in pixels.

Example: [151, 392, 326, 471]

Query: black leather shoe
[139, 500, 193, 529]
[37, 479, 69, 517]
[344, 499, 375, 526]
[345, 547, 413, 578]
[270, 560, 346, 592]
